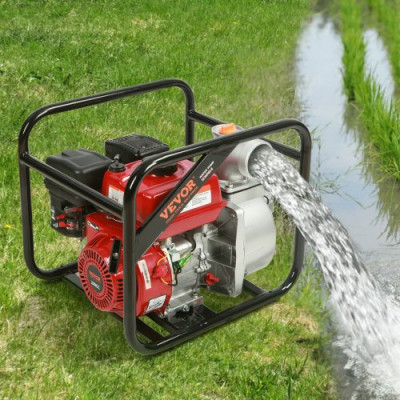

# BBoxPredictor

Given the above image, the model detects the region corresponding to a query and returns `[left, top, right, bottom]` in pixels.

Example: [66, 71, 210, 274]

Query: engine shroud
[78, 212, 173, 317]
[79, 233, 122, 311]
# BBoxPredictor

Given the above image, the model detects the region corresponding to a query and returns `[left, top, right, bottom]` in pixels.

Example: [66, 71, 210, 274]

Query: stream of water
[249, 145, 400, 396]
[292, 11, 400, 399]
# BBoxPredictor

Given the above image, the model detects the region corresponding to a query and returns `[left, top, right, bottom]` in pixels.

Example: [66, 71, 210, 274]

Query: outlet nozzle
[211, 124, 272, 181]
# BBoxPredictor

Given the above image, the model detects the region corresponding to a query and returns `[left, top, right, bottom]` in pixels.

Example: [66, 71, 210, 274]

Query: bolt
[182, 304, 189, 312]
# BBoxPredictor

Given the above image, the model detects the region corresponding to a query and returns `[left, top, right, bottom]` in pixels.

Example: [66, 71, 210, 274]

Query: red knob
[205, 272, 220, 286]
[152, 263, 169, 279]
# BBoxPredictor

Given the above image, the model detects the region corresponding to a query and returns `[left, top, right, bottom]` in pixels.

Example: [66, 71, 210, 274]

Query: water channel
[295, 11, 400, 399]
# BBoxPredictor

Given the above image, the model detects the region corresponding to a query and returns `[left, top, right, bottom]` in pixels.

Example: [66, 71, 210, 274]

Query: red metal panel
[102, 159, 226, 239]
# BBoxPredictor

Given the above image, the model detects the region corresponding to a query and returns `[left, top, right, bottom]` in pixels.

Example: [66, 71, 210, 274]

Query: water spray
[249, 145, 400, 392]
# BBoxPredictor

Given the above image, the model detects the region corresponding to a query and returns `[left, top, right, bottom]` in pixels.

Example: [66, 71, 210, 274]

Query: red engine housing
[102, 159, 226, 239]
[78, 161, 225, 317]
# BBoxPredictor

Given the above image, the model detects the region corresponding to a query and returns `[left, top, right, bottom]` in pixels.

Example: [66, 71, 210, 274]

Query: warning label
[138, 259, 151, 290]
[146, 295, 166, 313]
[182, 185, 211, 213]
[108, 186, 124, 205]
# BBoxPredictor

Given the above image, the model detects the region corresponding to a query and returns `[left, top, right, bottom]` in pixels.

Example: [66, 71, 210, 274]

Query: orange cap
[219, 123, 237, 135]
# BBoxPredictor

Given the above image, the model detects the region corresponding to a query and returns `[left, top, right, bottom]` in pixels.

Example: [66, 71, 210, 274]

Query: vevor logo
[160, 179, 197, 220]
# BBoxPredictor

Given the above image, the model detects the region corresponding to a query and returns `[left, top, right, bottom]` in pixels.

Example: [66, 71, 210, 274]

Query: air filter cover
[105, 134, 169, 164]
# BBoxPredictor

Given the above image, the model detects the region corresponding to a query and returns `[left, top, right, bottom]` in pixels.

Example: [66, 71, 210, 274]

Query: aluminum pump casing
[161, 137, 277, 320]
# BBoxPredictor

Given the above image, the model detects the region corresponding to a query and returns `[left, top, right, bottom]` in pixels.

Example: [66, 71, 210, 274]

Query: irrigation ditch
[296, 7, 400, 399]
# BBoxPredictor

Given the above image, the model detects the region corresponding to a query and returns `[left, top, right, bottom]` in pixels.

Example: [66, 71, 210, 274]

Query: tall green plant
[367, 0, 400, 90]
[339, 0, 400, 179]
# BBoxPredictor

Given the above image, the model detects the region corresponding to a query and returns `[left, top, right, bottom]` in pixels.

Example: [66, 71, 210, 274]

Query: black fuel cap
[109, 155, 126, 172]
[151, 164, 178, 176]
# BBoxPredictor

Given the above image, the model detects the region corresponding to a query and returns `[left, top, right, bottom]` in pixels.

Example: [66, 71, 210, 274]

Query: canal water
[295, 12, 400, 399]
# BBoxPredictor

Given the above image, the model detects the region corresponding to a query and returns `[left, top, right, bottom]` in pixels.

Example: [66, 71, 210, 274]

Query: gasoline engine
[44, 124, 276, 321]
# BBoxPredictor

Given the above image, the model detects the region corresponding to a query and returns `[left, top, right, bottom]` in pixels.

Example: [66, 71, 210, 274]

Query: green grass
[338, 0, 400, 179]
[0, 1, 334, 398]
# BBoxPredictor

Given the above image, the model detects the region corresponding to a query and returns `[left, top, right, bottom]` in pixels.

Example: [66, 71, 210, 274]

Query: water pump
[18, 79, 311, 354]
[45, 127, 276, 320]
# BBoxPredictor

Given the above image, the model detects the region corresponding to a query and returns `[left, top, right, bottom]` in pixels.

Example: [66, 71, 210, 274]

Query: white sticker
[146, 295, 166, 313]
[138, 259, 151, 290]
[108, 186, 124, 205]
[183, 186, 211, 213]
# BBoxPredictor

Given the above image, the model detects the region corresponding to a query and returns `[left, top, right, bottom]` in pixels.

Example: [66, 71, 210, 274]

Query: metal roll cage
[18, 79, 311, 354]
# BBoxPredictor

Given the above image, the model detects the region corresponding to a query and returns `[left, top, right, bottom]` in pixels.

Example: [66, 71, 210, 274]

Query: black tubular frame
[18, 78, 311, 355]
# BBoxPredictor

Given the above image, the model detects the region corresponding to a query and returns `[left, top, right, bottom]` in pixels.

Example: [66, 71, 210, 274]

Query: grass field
[0, 1, 335, 399]
[338, 0, 400, 179]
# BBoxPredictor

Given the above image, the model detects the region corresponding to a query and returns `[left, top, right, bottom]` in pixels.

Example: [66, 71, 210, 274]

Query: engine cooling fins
[78, 234, 122, 311]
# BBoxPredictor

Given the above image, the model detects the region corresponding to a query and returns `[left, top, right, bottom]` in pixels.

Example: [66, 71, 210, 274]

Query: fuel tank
[102, 159, 226, 239]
